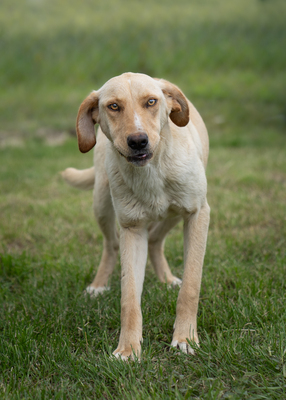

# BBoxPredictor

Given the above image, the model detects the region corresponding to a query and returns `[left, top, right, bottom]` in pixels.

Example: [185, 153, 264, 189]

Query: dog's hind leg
[148, 216, 182, 287]
[85, 174, 119, 297]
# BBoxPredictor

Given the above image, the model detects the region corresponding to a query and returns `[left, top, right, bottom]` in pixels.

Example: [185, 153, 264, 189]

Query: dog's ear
[157, 79, 189, 127]
[76, 91, 99, 153]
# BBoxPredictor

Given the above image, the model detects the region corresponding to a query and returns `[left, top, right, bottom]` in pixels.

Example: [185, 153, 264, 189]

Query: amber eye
[147, 99, 157, 107]
[108, 103, 119, 111]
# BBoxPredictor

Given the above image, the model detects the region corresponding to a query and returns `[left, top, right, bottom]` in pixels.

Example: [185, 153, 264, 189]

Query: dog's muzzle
[127, 152, 153, 166]
[118, 132, 153, 166]
[117, 148, 153, 166]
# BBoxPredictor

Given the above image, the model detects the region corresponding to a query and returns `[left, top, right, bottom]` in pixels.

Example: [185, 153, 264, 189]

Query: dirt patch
[37, 128, 72, 146]
[0, 128, 76, 148]
[0, 137, 25, 148]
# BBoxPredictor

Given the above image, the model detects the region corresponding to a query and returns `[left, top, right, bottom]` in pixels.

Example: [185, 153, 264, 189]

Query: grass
[0, 141, 285, 399]
[1, 0, 286, 398]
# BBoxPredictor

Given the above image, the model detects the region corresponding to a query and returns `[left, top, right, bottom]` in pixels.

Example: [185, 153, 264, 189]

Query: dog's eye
[147, 99, 157, 107]
[108, 103, 120, 111]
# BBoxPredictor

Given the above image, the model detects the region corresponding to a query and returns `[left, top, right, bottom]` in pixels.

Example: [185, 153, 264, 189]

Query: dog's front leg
[113, 226, 148, 361]
[171, 202, 210, 354]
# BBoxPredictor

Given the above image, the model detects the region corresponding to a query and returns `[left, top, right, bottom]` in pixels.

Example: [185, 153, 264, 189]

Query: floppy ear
[76, 91, 99, 153]
[157, 79, 189, 127]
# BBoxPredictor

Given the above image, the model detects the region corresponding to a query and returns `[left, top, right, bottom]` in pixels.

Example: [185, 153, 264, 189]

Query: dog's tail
[61, 167, 95, 190]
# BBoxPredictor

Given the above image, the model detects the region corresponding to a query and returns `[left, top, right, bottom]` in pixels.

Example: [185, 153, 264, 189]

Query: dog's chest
[108, 160, 206, 224]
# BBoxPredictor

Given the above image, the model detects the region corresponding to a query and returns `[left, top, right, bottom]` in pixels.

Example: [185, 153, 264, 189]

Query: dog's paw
[168, 277, 182, 288]
[112, 351, 131, 362]
[171, 339, 195, 355]
[112, 339, 142, 361]
[112, 347, 141, 362]
[84, 285, 110, 298]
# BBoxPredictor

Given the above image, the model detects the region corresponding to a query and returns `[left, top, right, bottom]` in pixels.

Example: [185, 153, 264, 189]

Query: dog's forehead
[99, 73, 162, 102]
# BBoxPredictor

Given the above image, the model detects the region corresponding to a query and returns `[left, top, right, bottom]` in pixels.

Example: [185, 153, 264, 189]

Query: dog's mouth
[127, 152, 153, 165]
[118, 150, 153, 166]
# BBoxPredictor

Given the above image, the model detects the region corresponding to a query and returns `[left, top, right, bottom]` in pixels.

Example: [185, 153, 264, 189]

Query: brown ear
[76, 91, 99, 153]
[157, 79, 189, 127]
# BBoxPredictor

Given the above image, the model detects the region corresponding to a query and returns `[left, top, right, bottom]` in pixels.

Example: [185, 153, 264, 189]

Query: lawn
[0, 0, 286, 398]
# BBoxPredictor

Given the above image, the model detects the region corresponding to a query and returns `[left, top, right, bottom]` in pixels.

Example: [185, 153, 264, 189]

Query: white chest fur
[106, 139, 207, 226]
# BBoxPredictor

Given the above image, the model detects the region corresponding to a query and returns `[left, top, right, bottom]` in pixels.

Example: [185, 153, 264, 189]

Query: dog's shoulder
[187, 100, 209, 169]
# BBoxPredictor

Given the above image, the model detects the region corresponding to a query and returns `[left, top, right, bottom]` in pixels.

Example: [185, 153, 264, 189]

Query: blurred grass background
[1, 0, 286, 147]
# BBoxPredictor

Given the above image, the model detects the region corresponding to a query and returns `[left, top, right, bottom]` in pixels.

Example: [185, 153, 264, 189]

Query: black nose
[127, 133, 149, 150]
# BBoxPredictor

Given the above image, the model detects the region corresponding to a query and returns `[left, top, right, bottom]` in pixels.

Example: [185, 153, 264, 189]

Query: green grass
[1, 0, 286, 398]
[0, 140, 285, 399]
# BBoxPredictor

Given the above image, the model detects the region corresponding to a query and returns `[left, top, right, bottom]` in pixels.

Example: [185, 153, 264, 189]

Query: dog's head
[76, 73, 189, 166]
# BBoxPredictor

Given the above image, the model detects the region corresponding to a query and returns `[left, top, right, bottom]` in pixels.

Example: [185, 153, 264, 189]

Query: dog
[62, 72, 210, 360]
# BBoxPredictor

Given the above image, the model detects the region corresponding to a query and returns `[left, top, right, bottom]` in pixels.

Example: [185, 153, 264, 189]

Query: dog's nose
[127, 133, 148, 150]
